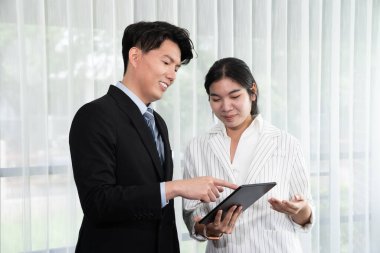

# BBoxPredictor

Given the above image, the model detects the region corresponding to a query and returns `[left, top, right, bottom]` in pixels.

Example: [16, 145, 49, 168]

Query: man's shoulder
[76, 93, 114, 115]
[70, 90, 122, 128]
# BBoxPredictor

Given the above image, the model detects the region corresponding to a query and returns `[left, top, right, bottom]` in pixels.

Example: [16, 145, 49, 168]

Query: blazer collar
[208, 134, 237, 183]
[107, 85, 165, 180]
[207, 120, 281, 184]
[244, 122, 280, 184]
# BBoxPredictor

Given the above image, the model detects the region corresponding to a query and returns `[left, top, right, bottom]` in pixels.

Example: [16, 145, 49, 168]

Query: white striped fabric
[183, 120, 313, 253]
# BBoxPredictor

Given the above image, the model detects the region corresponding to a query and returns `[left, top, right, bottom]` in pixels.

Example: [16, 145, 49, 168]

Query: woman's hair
[204, 57, 259, 115]
[122, 21, 194, 74]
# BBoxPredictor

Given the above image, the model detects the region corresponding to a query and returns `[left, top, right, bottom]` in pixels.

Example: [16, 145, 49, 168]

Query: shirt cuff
[191, 224, 207, 241]
[160, 182, 169, 208]
[291, 209, 314, 232]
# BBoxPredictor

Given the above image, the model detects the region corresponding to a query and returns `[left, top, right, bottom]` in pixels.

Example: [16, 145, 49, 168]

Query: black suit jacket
[69, 85, 179, 253]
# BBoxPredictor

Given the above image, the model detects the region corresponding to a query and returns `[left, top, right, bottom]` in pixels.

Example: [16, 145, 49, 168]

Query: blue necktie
[143, 108, 165, 164]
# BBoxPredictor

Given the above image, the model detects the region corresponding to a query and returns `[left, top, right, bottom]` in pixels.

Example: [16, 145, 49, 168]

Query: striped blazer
[183, 120, 313, 253]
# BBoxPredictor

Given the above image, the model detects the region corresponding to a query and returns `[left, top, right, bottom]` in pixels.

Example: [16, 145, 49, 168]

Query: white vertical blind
[217, 0, 233, 58]
[369, 2, 380, 250]
[252, 0, 272, 121]
[0, 0, 379, 252]
[330, 1, 342, 252]
[234, 0, 252, 66]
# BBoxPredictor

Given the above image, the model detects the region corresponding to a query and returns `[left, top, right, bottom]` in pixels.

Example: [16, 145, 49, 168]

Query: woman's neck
[226, 115, 254, 141]
[227, 115, 254, 163]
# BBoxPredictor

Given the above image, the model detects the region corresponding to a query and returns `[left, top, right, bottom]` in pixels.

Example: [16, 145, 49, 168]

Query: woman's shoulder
[186, 124, 223, 149]
[187, 132, 213, 146]
[262, 121, 301, 145]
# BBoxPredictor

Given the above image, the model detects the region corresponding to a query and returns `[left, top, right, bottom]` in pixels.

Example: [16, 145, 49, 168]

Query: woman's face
[209, 77, 255, 132]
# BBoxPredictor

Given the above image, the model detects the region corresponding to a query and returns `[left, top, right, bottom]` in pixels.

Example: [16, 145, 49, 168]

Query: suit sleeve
[69, 103, 162, 224]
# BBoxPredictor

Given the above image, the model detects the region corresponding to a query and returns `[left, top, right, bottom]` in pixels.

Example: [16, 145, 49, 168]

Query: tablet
[199, 182, 276, 225]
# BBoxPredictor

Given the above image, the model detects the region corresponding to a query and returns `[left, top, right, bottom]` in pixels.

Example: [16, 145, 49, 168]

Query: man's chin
[151, 94, 163, 103]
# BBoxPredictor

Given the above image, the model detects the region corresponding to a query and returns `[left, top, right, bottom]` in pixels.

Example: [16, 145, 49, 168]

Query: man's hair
[122, 21, 194, 74]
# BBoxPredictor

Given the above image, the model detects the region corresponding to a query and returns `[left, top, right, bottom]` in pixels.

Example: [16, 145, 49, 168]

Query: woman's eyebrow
[210, 89, 241, 97]
[228, 89, 241, 95]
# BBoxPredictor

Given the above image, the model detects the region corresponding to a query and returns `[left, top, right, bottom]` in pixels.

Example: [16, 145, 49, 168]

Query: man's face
[134, 39, 181, 104]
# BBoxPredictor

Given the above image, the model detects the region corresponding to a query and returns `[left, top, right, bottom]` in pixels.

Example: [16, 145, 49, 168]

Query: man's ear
[129, 47, 141, 68]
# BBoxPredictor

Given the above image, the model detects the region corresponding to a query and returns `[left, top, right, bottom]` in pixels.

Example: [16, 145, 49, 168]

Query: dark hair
[204, 57, 259, 115]
[122, 21, 194, 74]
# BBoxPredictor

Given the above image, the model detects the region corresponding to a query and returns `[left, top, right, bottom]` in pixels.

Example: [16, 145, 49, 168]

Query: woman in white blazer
[182, 57, 314, 253]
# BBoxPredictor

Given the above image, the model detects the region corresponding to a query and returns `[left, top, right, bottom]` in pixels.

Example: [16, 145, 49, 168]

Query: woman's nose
[221, 100, 233, 111]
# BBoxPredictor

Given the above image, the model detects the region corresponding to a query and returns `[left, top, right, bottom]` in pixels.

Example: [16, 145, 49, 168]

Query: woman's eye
[231, 95, 240, 99]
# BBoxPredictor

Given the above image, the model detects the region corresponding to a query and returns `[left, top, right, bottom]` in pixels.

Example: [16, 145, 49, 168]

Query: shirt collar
[115, 81, 153, 114]
[253, 114, 264, 133]
[210, 114, 264, 136]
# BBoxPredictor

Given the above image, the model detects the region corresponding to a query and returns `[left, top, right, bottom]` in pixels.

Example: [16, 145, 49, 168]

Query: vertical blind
[0, 0, 379, 252]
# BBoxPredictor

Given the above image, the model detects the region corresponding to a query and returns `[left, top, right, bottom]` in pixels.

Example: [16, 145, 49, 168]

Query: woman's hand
[194, 205, 243, 240]
[268, 194, 312, 226]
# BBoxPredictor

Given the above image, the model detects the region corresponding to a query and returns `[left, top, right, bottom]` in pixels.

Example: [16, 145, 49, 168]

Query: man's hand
[166, 176, 238, 202]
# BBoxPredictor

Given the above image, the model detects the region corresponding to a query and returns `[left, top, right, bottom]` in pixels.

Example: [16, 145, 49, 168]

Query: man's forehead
[156, 41, 181, 63]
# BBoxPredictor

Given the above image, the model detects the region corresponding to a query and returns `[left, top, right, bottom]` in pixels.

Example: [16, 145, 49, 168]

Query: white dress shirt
[221, 115, 263, 185]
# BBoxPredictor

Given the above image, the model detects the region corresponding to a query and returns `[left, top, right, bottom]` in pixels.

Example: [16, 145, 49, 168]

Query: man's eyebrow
[163, 54, 181, 68]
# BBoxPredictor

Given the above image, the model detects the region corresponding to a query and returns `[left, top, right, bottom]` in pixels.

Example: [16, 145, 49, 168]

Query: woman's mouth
[223, 115, 235, 121]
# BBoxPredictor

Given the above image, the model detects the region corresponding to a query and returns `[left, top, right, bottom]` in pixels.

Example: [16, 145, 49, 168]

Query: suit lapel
[155, 113, 173, 181]
[245, 123, 280, 184]
[108, 86, 164, 179]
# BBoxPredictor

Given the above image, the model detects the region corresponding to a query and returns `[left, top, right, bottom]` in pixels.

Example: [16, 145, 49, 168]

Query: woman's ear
[250, 83, 258, 101]
[129, 47, 141, 68]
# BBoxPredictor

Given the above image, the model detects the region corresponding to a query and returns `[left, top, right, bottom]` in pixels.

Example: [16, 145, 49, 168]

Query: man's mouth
[159, 81, 168, 90]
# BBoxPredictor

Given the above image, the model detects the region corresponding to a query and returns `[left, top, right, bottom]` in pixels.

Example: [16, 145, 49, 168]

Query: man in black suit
[69, 21, 237, 253]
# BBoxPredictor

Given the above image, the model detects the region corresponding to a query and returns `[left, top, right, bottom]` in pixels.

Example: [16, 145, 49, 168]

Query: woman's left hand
[268, 194, 312, 226]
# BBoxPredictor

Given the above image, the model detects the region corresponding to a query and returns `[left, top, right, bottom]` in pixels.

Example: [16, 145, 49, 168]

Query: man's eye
[231, 95, 240, 99]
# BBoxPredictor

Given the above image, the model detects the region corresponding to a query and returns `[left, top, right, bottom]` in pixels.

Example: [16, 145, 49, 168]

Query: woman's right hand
[194, 205, 243, 239]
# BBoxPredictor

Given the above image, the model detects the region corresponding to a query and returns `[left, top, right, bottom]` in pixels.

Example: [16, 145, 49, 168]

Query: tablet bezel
[198, 182, 276, 225]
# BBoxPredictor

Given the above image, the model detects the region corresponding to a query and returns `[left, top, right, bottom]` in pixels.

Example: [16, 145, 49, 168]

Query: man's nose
[167, 68, 176, 83]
